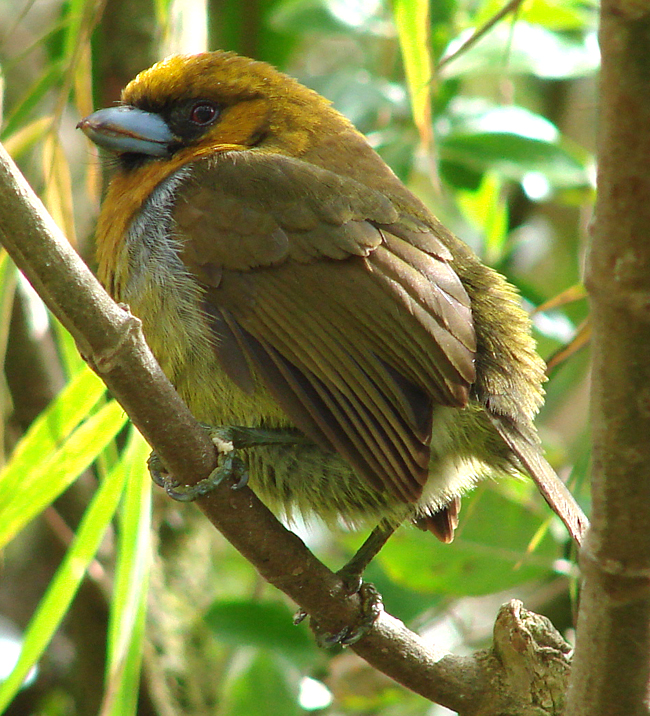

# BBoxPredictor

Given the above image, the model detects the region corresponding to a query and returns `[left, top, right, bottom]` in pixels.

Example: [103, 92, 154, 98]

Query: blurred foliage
[0, 0, 595, 714]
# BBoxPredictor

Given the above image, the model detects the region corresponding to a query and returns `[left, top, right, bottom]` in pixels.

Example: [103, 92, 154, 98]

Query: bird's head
[78, 50, 418, 288]
[78, 51, 358, 171]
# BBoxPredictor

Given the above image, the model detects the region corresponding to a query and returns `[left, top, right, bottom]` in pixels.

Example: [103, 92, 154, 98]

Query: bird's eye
[189, 102, 218, 125]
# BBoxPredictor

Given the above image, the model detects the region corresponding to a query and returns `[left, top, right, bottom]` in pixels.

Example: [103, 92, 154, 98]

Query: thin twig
[438, 0, 524, 71]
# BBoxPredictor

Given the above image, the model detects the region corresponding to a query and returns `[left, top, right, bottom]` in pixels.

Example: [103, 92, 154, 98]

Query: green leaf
[519, 0, 597, 32]
[52, 317, 87, 377]
[270, 0, 385, 35]
[436, 101, 592, 190]
[440, 132, 589, 189]
[439, 160, 483, 191]
[378, 485, 560, 596]
[445, 102, 560, 142]
[102, 429, 152, 716]
[270, 0, 352, 34]
[0, 366, 108, 504]
[0, 399, 128, 549]
[1, 63, 63, 140]
[205, 600, 315, 666]
[61, 0, 89, 59]
[308, 70, 407, 130]
[0, 453, 128, 712]
[371, 125, 419, 181]
[394, 0, 434, 149]
[2, 117, 54, 160]
[457, 172, 509, 263]
[220, 651, 302, 716]
[0, 252, 18, 367]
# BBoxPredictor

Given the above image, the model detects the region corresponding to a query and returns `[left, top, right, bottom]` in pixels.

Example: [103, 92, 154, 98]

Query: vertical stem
[566, 3, 650, 714]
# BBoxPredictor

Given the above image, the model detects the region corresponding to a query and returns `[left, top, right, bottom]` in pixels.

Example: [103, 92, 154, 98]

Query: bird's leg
[151, 425, 395, 645]
[207, 425, 314, 450]
[295, 519, 397, 646]
[337, 518, 397, 590]
[148, 424, 312, 501]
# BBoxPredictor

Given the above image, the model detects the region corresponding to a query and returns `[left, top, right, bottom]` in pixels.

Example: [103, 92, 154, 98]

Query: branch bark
[0, 140, 570, 715]
[566, 3, 650, 714]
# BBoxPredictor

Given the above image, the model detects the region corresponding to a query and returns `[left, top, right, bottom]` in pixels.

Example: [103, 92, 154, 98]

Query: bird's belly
[115, 171, 285, 430]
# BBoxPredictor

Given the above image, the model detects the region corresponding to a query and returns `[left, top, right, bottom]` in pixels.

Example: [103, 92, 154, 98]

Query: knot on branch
[480, 599, 572, 716]
[84, 303, 143, 374]
[579, 535, 650, 605]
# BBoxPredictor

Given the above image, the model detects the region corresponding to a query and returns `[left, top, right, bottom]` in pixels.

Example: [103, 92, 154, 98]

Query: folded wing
[174, 152, 477, 504]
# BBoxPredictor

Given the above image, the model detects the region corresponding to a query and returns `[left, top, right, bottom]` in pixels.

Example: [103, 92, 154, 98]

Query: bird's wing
[173, 151, 477, 503]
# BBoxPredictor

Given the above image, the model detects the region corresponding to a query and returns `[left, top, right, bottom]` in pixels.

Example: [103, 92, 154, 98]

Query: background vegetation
[0, 0, 596, 714]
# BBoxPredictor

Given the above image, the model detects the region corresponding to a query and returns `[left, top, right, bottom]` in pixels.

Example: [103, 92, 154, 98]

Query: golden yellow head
[117, 51, 350, 158]
[122, 52, 317, 109]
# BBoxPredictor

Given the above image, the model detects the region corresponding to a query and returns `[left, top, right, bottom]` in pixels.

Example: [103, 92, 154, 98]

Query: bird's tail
[489, 414, 589, 547]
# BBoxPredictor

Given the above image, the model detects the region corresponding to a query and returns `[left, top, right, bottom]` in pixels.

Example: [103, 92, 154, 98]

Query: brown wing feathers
[176, 154, 477, 505]
[214, 269, 432, 501]
[226, 318, 423, 500]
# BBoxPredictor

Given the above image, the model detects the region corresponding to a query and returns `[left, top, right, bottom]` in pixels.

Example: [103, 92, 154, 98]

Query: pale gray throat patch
[123, 165, 194, 299]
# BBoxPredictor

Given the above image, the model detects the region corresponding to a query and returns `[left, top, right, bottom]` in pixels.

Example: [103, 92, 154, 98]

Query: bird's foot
[319, 578, 384, 647]
[293, 521, 394, 646]
[148, 448, 248, 501]
[294, 578, 383, 647]
[148, 424, 310, 501]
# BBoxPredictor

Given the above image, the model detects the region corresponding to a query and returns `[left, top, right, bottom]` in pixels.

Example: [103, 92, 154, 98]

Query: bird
[78, 50, 586, 559]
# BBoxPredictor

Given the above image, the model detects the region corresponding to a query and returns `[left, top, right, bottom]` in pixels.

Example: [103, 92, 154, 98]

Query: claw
[293, 608, 308, 626]
[292, 523, 394, 647]
[147, 450, 247, 502]
[338, 583, 383, 645]
[319, 583, 383, 647]
[230, 463, 249, 490]
[147, 425, 310, 500]
[147, 452, 168, 488]
[296, 582, 383, 648]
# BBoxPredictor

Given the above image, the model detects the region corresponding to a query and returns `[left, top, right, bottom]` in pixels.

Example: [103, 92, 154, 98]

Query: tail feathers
[489, 414, 588, 546]
[414, 496, 461, 543]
